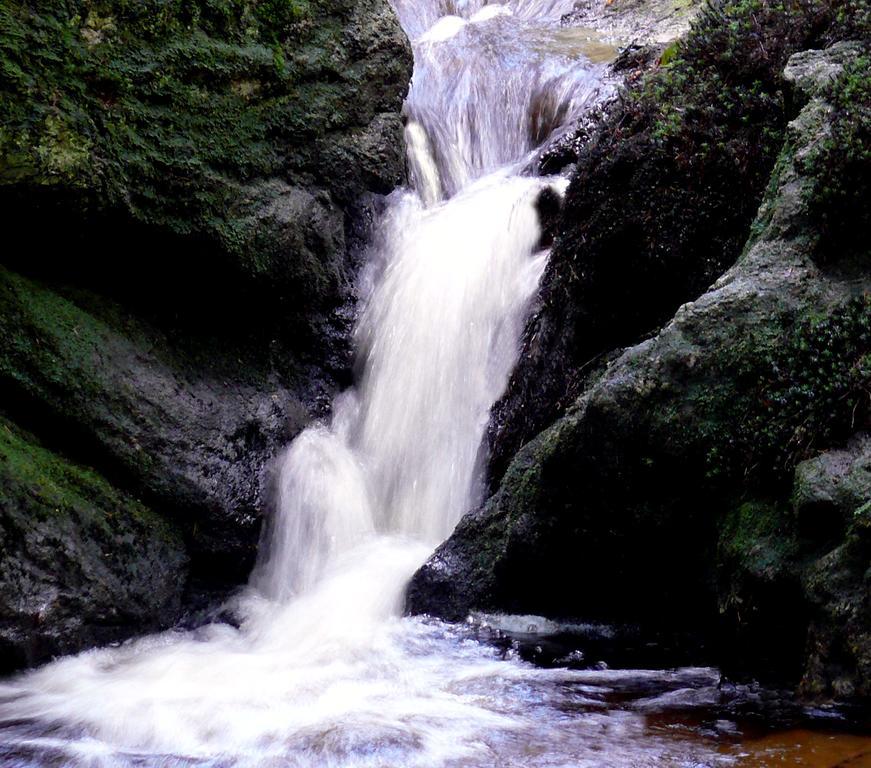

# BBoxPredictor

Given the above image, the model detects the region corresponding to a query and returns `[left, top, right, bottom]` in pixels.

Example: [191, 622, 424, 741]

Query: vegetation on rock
[800, 53, 871, 266]
[718, 436, 871, 698]
[414, 37, 871, 702]
[0, 415, 187, 671]
[1, 0, 409, 320]
[491, 0, 871, 484]
[0, 0, 411, 667]
[705, 295, 871, 488]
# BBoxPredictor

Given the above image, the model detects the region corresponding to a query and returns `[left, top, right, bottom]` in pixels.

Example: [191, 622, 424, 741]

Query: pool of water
[1, 610, 867, 768]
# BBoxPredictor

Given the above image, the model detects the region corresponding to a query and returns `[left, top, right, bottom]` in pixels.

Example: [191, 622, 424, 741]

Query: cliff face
[489, 0, 867, 488]
[409, 33, 870, 701]
[0, 0, 411, 666]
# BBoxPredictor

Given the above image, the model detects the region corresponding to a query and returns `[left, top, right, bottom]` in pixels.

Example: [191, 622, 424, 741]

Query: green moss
[630, 0, 871, 150]
[703, 295, 871, 489]
[659, 40, 680, 67]
[0, 414, 175, 540]
[744, 138, 795, 246]
[0, 267, 180, 481]
[719, 500, 799, 577]
[34, 113, 93, 184]
[253, 0, 311, 41]
[0, 0, 383, 251]
[0, 265, 123, 388]
[799, 53, 871, 266]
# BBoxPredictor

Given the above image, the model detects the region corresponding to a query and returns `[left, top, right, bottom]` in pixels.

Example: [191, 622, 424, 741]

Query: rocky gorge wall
[410, 2, 871, 703]
[0, 0, 411, 668]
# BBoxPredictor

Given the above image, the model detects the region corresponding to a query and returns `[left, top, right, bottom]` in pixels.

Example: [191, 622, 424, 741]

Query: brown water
[735, 730, 871, 766]
[645, 712, 871, 766]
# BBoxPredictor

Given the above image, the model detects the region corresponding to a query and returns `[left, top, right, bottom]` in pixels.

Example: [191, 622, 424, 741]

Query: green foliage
[826, 0, 871, 41]
[800, 53, 871, 266]
[631, 0, 857, 146]
[708, 295, 871, 487]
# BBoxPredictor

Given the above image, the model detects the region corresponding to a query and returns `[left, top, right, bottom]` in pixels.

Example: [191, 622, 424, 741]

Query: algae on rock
[410, 41, 871, 701]
[0, 416, 187, 671]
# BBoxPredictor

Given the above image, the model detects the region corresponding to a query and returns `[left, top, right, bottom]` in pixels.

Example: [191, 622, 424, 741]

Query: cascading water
[252, 173, 556, 605]
[0, 2, 825, 767]
[249, 0, 610, 608]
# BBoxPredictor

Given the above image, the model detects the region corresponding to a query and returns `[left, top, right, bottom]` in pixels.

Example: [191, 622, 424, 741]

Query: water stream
[0, 0, 868, 765]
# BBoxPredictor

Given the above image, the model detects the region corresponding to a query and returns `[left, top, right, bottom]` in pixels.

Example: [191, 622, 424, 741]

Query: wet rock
[783, 44, 862, 102]
[0, 0, 412, 666]
[493, 10, 867, 486]
[718, 435, 871, 701]
[796, 436, 870, 700]
[410, 42, 871, 701]
[535, 186, 564, 248]
[563, 0, 701, 48]
[0, 266, 311, 581]
[793, 434, 871, 541]
[0, 417, 187, 670]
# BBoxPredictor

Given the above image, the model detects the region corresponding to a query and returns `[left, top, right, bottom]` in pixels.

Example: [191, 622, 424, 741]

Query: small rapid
[1, 0, 863, 766]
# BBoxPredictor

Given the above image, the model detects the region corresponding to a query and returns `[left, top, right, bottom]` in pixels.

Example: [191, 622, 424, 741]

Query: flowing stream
[1, 1, 869, 766]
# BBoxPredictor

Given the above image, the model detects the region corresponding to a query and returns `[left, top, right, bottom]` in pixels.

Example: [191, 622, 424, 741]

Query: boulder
[0, 417, 187, 670]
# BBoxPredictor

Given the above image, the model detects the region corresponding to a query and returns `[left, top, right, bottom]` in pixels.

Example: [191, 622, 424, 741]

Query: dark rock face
[0, 266, 312, 578]
[1, 0, 411, 326]
[488, 0, 867, 489]
[0, 0, 410, 257]
[719, 435, 871, 700]
[0, 417, 187, 672]
[0, 0, 411, 666]
[409, 42, 871, 700]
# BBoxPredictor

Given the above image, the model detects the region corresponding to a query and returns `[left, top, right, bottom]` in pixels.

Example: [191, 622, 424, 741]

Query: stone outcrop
[409, 42, 870, 700]
[0, 417, 187, 672]
[0, 0, 412, 666]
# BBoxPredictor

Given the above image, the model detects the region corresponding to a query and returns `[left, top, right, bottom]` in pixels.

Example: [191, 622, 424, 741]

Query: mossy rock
[717, 435, 870, 698]
[0, 264, 314, 583]
[0, 0, 411, 306]
[0, 415, 187, 670]
[0, 0, 411, 613]
[490, 1, 870, 484]
[411, 42, 870, 701]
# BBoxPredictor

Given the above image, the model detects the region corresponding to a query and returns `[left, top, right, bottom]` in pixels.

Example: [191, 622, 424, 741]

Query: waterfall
[251, 174, 552, 604]
[249, 0, 607, 609]
[0, 1, 656, 766]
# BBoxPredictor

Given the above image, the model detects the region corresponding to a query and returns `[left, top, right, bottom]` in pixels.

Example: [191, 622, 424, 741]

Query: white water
[0, 1, 739, 766]
[252, 172, 553, 604]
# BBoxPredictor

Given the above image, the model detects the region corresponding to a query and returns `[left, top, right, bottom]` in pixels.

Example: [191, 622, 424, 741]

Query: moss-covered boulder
[0, 0, 410, 304]
[0, 265, 315, 578]
[0, 416, 187, 670]
[719, 436, 871, 700]
[408, 42, 871, 701]
[490, 0, 869, 486]
[0, 0, 412, 664]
